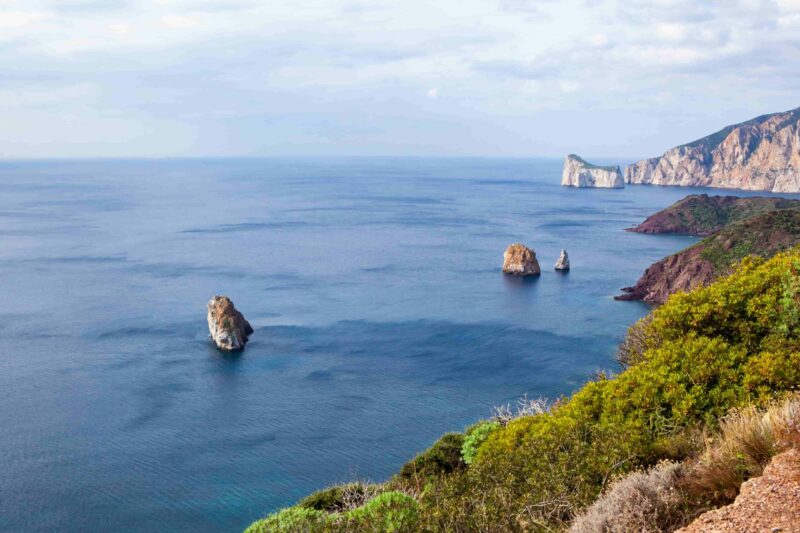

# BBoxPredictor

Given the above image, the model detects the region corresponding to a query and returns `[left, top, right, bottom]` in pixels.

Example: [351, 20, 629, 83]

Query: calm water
[2, 157, 782, 532]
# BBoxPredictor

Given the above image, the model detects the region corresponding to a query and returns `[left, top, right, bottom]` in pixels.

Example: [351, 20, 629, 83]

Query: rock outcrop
[561, 154, 624, 188]
[628, 194, 800, 236]
[617, 210, 800, 304]
[677, 448, 800, 533]
[555, 249, 570, 271]
[625, 106, 800, 192]
[207, 295, 253, 352]
[502, 243, 541, 276]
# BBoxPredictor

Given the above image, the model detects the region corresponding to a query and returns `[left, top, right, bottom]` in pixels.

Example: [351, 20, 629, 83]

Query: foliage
[394, 433, 465, 488]
[246, 248, 800, 533]
[246, 492, 418, 533]
[298, 482, 380, 512]
[461, 421, 500, 465]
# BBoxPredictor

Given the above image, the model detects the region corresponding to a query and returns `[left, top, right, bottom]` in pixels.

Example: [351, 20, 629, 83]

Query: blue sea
[2, 157, 779, 532]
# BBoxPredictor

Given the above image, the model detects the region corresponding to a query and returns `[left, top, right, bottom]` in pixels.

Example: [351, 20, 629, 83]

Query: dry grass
[492, 395, 550, 427]
[686, 395, 800, 503]
[569, 461, 686, 533]
[569, 395, 800, 533]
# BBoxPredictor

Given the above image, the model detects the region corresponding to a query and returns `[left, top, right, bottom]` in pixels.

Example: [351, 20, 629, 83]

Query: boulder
[207, 295, 253, 352]
[555, 249, 570, 271]
[502, 243, 541, 276]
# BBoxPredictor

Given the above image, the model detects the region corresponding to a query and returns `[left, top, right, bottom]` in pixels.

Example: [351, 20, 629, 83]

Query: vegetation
[697, 209, 800, 273]
[568, 154, 619, 172]
[630, 193, 800, 236]
[245, 249, 800, 532]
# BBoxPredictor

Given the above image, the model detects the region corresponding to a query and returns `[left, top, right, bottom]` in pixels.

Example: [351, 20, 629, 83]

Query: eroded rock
[207, 295, 253, 352]
[502, 243, 541, 276]
[555, 249, 570, 271]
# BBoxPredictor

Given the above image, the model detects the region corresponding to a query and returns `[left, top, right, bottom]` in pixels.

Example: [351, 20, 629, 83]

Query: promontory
[561, 154, 624, 188]
[625, 106, 800, 192]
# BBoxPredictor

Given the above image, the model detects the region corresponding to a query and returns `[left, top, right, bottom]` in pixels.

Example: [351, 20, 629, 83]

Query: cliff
[617, 209, 800, 304]
[625, 106, 800, 192]
[561, 154, 624, 188]
[627, 194, 800, 236]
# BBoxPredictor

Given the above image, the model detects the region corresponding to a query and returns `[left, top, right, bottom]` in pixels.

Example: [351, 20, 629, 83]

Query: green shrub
[298, 483, 379, 512]
[342, 491, 419, 532]
[461, 421, 500, 465]
[395, 432, 465, 487]
[244, 506, 326, 533]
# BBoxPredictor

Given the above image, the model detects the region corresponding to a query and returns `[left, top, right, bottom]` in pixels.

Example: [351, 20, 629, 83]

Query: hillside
[627, 194, 800, 236]
[624, 106, 800, 192]
[617, 209, 800, 304]
[245, 248, 800, 532]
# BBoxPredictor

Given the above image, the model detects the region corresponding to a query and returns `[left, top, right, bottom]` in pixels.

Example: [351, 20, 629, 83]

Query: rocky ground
[677, 448, 800, 533]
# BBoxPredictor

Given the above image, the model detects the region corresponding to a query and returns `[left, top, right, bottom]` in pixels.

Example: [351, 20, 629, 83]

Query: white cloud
[0, 0, 797, 157]
[160, 14, 199, 28]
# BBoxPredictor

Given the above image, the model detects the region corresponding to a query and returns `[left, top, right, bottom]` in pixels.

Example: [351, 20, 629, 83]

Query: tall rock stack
[502, 244, 541, 276]
[207, 296, 253, 352]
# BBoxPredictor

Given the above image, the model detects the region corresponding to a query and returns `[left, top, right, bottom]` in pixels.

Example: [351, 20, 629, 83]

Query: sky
[0, 0, 799, 159]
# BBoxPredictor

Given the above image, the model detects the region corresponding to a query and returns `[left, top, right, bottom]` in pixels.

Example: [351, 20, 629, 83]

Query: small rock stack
[555, 249, 570, 271]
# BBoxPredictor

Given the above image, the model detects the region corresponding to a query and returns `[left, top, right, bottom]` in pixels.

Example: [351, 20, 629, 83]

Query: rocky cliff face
[561, 154, 624, 188]
[207, 295, 253, 352]
[625, 107, 800, 192]
[502, 243, 541, 275]
[628, 194, 800, 236]
[617, 209, 800, 304]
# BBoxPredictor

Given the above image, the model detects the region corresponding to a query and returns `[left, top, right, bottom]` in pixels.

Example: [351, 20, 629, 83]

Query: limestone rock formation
[207, 295, 253, 352]
[555, 249, 570, 271]
[502, 243, 541, 276]
[625, 106, 800, 192]
[561, 154, 624, 188]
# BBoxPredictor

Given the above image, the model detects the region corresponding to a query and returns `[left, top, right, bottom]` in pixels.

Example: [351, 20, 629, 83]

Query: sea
[1, 157, 782, 532]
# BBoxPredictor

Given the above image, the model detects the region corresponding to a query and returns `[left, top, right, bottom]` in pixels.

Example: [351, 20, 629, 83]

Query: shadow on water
[501, 273, 541, 289]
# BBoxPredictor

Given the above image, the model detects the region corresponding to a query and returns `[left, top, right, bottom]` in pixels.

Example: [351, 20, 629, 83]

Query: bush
[395, 433, 465, 488]
[569, 461, 686, 533]
[244, 506, 326, 533]
[342, 491, 419, 532]
[461, 421, 500, 465]
[298, 482, 380, 512]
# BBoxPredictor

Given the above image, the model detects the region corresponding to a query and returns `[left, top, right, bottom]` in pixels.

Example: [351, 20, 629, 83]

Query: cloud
[0, 0, 797, 157]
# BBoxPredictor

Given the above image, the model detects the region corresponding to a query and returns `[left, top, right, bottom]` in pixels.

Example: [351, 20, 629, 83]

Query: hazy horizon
[1, 0, 798, 158]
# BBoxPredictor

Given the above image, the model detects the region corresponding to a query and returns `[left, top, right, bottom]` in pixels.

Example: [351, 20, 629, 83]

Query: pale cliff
[561, 154, 624, 188]
[625, 106, 800, 192]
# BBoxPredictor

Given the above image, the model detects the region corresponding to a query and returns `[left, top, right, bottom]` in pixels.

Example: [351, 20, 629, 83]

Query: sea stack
[207, 295, 253, 352]
[502, 243, 541, 276]
[561, 154, 624, 188]
[555, 249, 570, 271]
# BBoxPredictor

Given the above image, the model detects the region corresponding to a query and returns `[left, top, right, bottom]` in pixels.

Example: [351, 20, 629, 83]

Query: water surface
[2, 158, 781, 532]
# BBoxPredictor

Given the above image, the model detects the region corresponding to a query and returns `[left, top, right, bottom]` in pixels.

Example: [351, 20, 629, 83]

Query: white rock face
[207, 295, 253, 352]
[555, 249, 570, 271]
[625, 107, 800, 192]
[502, 243, 541, 276]
[561, 154, 624, 188]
